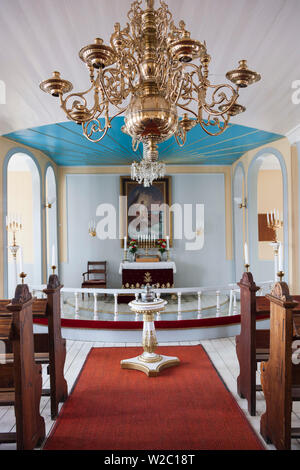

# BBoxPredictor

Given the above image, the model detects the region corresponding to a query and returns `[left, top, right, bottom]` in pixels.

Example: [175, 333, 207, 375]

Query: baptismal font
[121, 285, 180, 376]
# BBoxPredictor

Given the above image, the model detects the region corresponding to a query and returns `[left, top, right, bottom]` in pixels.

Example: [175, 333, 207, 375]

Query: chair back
[87, 261, 107, 281]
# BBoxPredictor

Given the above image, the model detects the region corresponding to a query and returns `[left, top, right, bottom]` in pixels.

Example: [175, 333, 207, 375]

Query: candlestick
[277, 270, 284, 281]
[19, 272, 27, 284]
[278, 242, 283, 272]
[244, 242, 249, 266]
[19, 246, 23, 275]
[51, 244, 55, 267]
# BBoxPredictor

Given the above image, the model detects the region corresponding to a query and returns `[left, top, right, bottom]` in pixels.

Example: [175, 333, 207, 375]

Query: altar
[119, 261, 176, 289]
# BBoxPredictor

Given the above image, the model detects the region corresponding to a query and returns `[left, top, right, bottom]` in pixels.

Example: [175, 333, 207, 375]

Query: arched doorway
[45, 165, 58, 276]
[247, 148, 288, 283]
[4, 151, 42, 297]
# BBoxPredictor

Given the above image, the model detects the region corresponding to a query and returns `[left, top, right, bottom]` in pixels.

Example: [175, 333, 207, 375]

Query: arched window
[45, 166, 58, 276]
[247, 148, 287, 282]
[5, 152, 42, 296]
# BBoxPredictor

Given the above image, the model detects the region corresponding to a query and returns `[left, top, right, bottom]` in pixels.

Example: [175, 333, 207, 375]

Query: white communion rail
[30, 280, 274, 322]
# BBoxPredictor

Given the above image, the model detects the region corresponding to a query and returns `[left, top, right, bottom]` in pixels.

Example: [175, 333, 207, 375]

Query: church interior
[1, 0, 300, 453]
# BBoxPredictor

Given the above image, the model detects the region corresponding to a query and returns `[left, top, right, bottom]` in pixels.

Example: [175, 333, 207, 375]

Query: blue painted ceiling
[3, 117, 283, 166]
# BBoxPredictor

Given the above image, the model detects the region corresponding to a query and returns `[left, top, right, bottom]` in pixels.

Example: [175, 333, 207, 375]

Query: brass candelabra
[267, 211, 283, 243]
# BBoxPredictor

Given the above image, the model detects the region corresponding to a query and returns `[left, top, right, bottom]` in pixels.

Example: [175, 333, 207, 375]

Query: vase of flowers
[128, 239, 138, 261]
[157, 239, 167, 260]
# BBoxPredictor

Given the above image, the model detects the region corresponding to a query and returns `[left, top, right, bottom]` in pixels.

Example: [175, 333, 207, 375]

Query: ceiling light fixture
[40, 0, 261, 186]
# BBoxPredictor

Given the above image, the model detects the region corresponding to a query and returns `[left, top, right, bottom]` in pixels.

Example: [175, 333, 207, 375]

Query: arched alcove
[45, 165, 58, 276]
[247, 147, 288, 283]
[232, 163, 246, 281]
[3, 149, 42, 297]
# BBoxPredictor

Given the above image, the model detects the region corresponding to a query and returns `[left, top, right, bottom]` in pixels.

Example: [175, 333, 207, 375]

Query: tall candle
[267, 212, 270, 225]
[244, 242, 249, 265]
[124, 236, 127, 251]
[166, 235, 169, 250]
[278, 243, 283, 271]
[51, 244, 55, 267]
[19, 246, 23, 274]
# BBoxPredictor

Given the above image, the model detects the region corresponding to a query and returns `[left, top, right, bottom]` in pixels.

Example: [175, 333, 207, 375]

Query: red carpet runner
[44, 346, 264, 450]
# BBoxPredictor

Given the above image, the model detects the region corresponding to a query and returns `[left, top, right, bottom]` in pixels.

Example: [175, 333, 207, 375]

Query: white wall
[60, 173, 233, 288]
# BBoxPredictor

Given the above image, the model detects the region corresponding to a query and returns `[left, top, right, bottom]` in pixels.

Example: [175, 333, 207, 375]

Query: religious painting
[258, 213, 276, 242]
[120, 176, 172, 247]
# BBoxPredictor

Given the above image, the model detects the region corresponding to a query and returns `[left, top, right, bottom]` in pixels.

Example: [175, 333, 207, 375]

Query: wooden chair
[0, 274, 68, 420]
[236, 271, 300, 416]
[0, 284, 45, 449]
[260, 282, 300, 450]
[81, 261, 107, 299]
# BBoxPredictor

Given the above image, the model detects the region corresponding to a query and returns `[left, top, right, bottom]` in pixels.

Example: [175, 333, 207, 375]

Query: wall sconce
[44, 197, 56, 209]
[234, 197, 247, 209]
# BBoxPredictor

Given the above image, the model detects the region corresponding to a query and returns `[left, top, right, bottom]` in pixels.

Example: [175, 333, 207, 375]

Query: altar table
[119, 261, 176, 289]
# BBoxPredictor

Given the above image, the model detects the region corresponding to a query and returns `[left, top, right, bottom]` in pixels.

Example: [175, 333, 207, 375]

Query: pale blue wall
[60, 173, 233, 288]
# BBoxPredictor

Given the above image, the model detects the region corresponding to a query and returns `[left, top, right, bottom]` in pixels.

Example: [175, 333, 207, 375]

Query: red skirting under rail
[33, 312, 269, 330]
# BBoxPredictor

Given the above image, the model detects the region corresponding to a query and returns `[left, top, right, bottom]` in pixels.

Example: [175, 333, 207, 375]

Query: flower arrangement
[157, 239, 167, 254]
[129, 239, 138, 253]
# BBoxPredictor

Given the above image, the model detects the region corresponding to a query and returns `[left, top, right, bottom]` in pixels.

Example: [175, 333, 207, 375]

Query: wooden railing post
[43, 275, 68, 420]
[236, 272, 260, 416]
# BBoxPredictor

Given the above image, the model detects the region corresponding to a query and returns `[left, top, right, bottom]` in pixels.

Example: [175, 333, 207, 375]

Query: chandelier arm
[59, 84, 101, 123]
[82, 117, 110, 143]
[174, 127, 187, 147]
[198, 114, 230, 137]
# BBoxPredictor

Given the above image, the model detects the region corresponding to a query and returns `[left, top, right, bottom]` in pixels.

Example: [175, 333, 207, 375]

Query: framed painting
[120, 176, 172, 247]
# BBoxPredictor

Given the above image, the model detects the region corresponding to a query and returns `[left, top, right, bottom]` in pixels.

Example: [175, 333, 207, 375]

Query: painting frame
[120, 176, 172, 248]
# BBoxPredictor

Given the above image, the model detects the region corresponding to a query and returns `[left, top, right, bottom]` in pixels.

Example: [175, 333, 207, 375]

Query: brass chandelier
[40, 0, 261, 186]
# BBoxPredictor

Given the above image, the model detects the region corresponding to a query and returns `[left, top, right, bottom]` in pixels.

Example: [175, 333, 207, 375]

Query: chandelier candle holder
[40, 0, 261, 187]
[121, 285, 180, 376]
[88, 220, 96, 237]
[267, 210, 283, 243]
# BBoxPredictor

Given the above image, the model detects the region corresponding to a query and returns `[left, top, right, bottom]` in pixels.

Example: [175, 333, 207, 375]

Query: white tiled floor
[1, 337, 300, 451]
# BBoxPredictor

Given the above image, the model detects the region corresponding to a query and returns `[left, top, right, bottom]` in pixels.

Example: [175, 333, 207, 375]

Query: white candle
[124, 236, 127, 251]
[166, 235, 169, 250]
[51, 244, 55, 267]
[278, 243, 283, 272]
[19, 246, 23, 274]
[244, 242, 249, 265]
[267, 212, 270, 225]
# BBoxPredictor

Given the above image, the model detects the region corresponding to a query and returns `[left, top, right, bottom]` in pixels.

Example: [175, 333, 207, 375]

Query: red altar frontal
[118, 261, 176, 303]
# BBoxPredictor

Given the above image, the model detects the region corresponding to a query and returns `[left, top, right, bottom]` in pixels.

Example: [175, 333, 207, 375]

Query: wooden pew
[236, 272, 300, 416]
[0, 274, 68, 419]
[235, 272, 270, 416]
[260, 282, 300, 450]
[0, 284, 45, 449]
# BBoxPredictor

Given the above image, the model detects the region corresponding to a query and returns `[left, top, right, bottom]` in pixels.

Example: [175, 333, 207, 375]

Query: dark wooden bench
[0, 274, 68, 419]
[260, 282, 300, 450]
[0, 284, 45, 449]
[235, 271, 300, 416]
